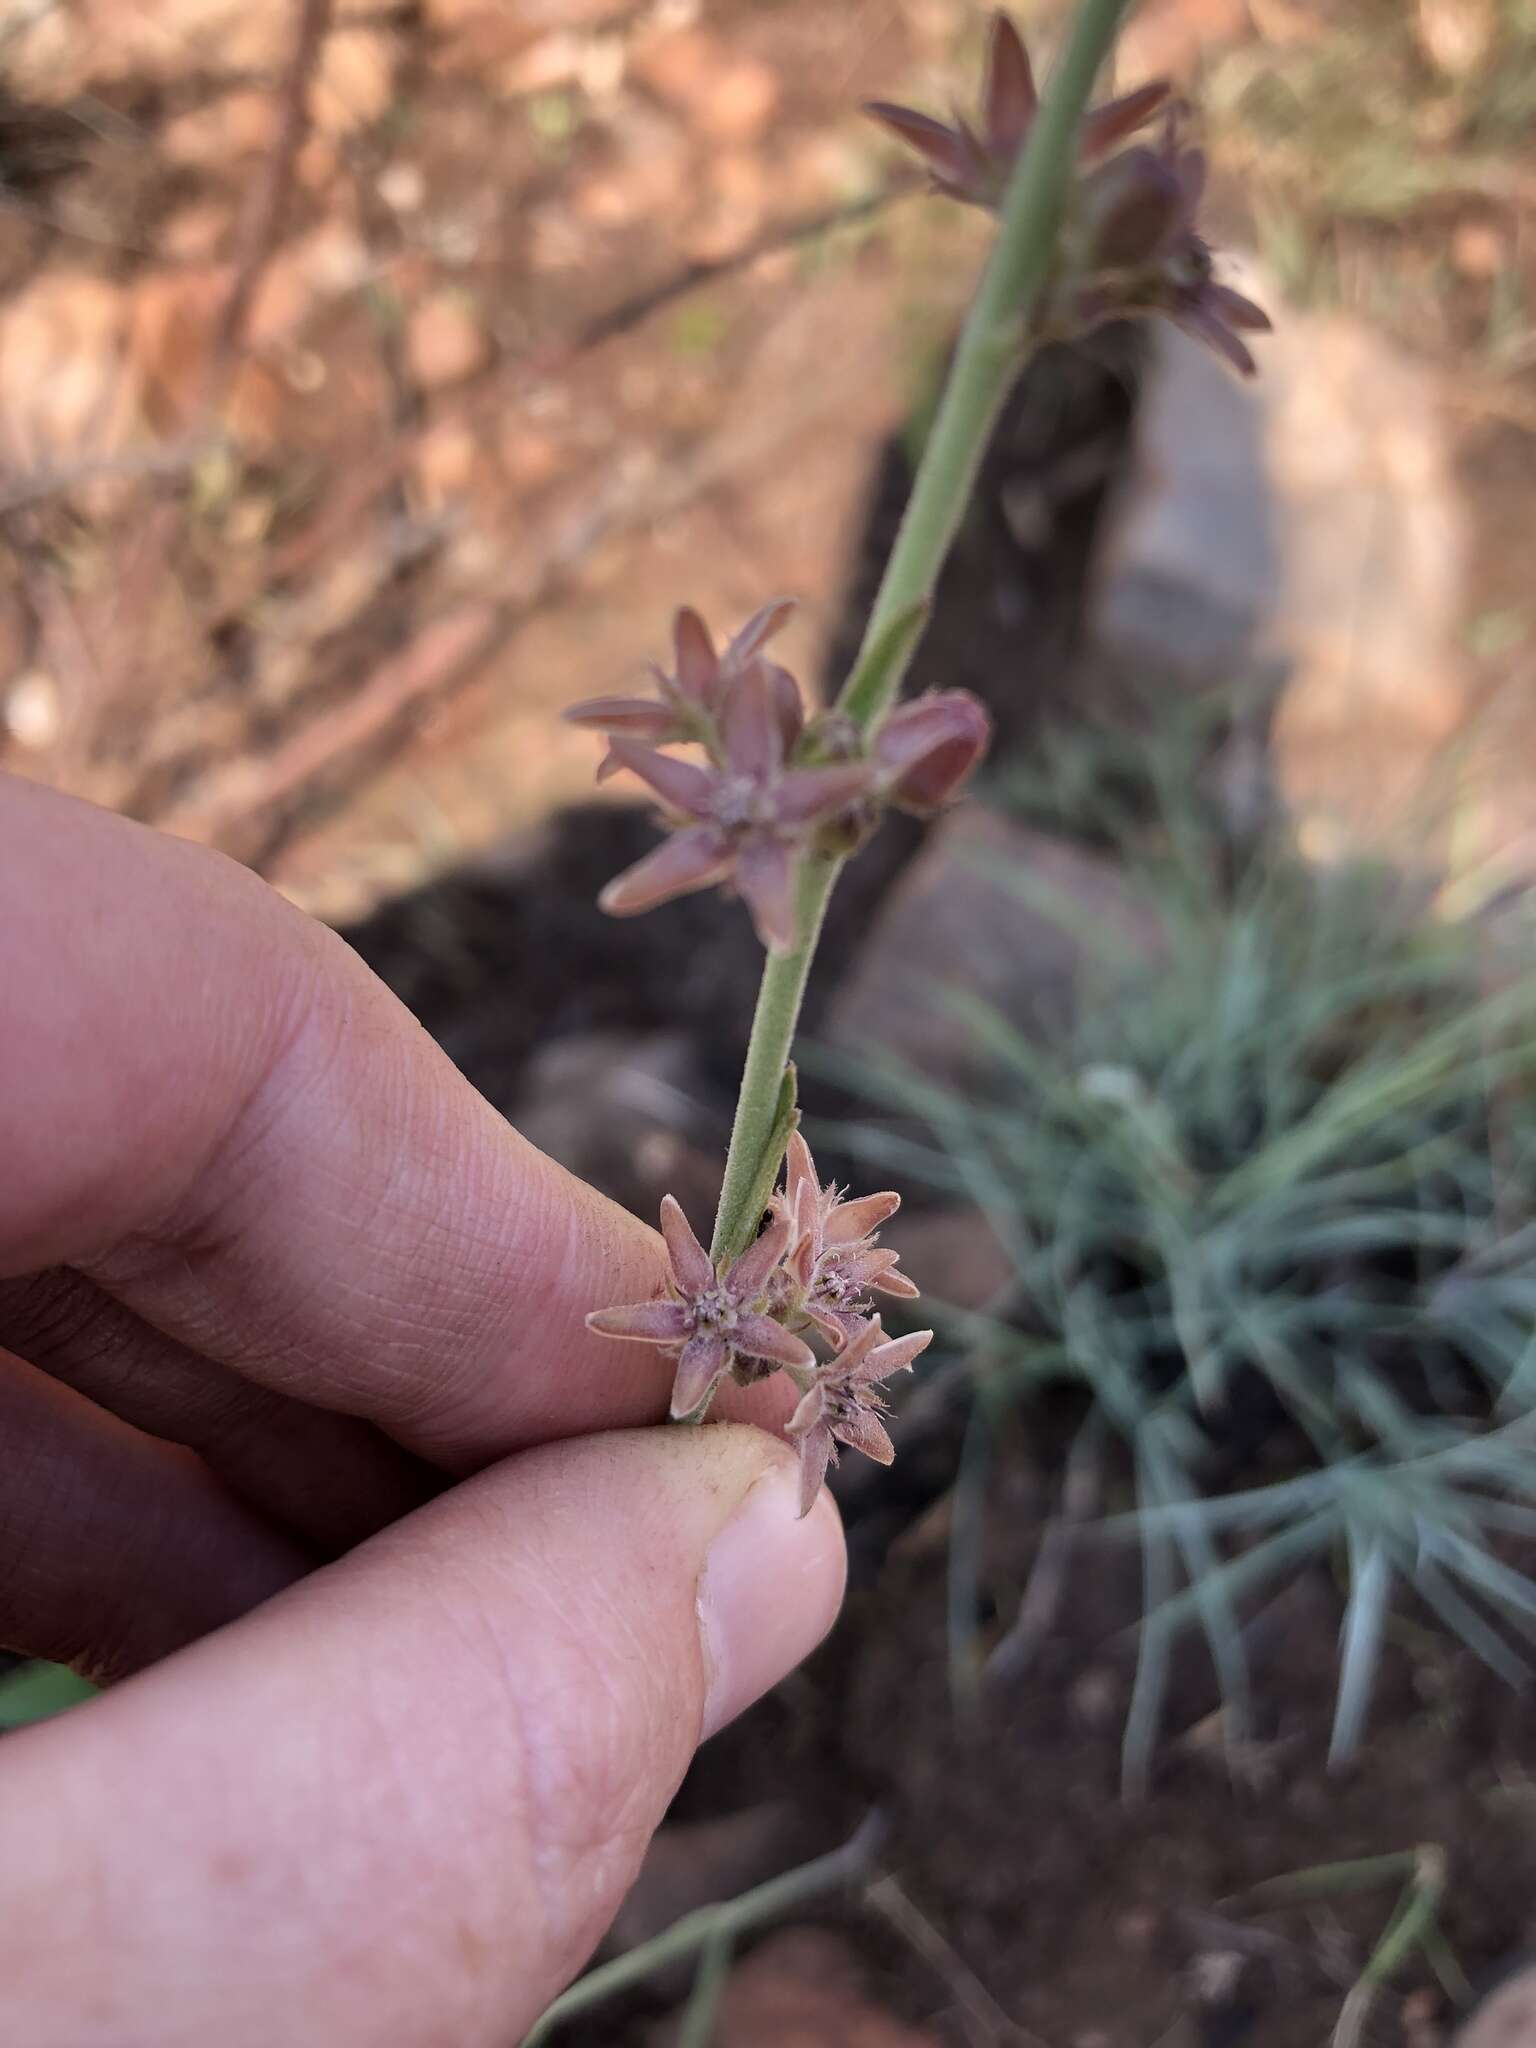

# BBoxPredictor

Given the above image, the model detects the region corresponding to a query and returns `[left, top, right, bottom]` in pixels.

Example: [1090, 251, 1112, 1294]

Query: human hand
[0, 771, 845, 2046]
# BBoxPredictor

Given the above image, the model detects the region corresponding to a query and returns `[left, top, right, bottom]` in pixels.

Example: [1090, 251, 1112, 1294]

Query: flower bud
[873, 691, 992, 814]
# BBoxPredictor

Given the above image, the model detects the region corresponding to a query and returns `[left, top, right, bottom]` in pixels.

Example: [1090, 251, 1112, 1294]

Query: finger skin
[0, 772, 758, 1467]
[0, 1348, 309, 1679]
[0, 1425, 846, 2047]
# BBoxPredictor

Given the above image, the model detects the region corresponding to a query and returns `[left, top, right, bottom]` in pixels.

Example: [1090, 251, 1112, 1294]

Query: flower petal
[725, 598, 795, 670]
[720, 664, 785, 781]
[734, 1313, 816, 1371]
[874, 692, 991, 812]
[735, 833, 797, 953]
[1079, 80, 1171, 160]
[1205, 283, 1272, 334]
[726, 1213, 793, 1305]
[585, 1300, 692, 1344]
[857, 1327, 934, 1384]
[764, 661, 807, 754]
[660, 1192, 716, 1299]
[983, 11, 1037, 159]
[792, 1420, 835, 1519]
[598, 823, 734, 918]
[783, 1131, 820, 1218]
[673, 606, 718, 704]
[830, 1406, 896, 1465]
[807, 1301, 865, 1345]
[1176, 305, 1258, 378]
[787, 1384, 826, 1440]
[670, 1331, 729, 1419]
[563, 695, 676, 736]
[605, 739, 716, 818]
[824, 1189, 900, 1245]
[830, 1316, 884, 1373]
[863, 101, 982, 193]
[774, 763, 874, 827]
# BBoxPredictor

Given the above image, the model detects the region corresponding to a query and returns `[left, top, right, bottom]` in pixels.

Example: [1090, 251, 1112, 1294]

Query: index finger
[0, 772, 705, 1467]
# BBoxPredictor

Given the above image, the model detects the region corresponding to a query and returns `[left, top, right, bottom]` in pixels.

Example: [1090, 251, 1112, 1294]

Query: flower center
[692, 1286, 740, 1332]
[711, 775, 775, 832]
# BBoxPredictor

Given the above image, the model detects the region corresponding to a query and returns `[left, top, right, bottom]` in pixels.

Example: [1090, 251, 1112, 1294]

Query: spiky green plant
[837, 734, 1536, 1788]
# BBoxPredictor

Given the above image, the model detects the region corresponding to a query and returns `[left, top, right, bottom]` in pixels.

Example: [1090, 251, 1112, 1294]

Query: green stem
[709, 0, 1138, 1263]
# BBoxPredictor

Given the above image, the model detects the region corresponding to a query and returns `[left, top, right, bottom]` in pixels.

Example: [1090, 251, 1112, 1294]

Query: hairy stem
[709, 0, 1138, 1263]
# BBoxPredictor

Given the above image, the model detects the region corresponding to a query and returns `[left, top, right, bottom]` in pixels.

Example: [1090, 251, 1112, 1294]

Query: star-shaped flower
[865, 11, 1169, 211]
[564, 600, 803, 779]
[786, 1315, 934, 1516]
[1072, 129, 1272, 375]
[587, 1194, 814, 1420]
[775, 1132, 919, 1344]
[597, 666, 874, 951]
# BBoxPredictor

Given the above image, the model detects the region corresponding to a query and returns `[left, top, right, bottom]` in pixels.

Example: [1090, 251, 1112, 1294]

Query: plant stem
[709, 0, 1138, 1263]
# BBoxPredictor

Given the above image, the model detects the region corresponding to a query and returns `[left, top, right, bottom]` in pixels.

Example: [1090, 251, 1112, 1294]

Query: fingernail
[697, 1458, 846, 1740]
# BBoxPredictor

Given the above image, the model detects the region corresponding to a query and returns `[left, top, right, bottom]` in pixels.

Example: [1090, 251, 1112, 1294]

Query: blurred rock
[826, 808, 1164, 1084]
[161, 90, 278, 169]
[512, 1030, 724, 1220]
[1084, 322, 1278, 709]
[631, 26, 781, 143]
[1415, 0, 1496, 76]
[1118, 0, 1251, 80]
[672, 1928, 941, 2048]
[0, 271, 138, 476]
[3, 671, 61, 752]
[882, 1205, 1012, 1314]
[1456, 1959, 1536, 2048]
[1261, 311, 1472, 860]
[311, 25, 399, 137]
[406, 291, 492, 390]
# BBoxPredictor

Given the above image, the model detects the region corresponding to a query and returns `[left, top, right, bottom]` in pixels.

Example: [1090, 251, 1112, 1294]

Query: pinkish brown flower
[873, 690, 992, 814]
[564, 600, 803, 779]
[587, 1194, 813, 1420]
[774, 1131, 919, 1345]
[786, 1315, 934, 1516]
[865, 12, 1169, 210]
[598, 666, 874, 950]
[1067, 128, 1272, 375]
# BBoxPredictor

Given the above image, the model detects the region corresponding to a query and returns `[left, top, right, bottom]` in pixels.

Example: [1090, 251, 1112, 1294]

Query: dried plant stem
[710, 0, 1138, 1262]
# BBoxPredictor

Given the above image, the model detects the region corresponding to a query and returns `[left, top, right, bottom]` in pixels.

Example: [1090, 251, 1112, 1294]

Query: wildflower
[597, 665, 873, 951]
[774, 1131, 918, 1344]
[587, 1194, 813, 1420]
[1070, 129, 1272, 375]
[786, 1315, 934, 1517]
[865, 11, 1169, 211]
[564, 600, 802, 778]
[873, 690, 992, 814]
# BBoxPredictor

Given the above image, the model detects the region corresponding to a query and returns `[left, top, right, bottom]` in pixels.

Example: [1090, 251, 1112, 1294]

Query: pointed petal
[857, 1327, 934, 1383]
[598, 823, 734, 918]
[774, 763, 874, 826]
[824, 1189, 901, 1245]
[831, 1406, 896, 1465]
[873, 1267, 921, 1301]
[563, 695, 676, 738]
[874, 692, 991, 813]
[660, 1192, 715, 1298]
[836, 1246, 907, 1290]
[672, 606, 718, 704]
[586, 1300, 692, 1343]
[734, 1313, 816, 1371]
[807, 1301, 864, 1345]
[793, 1422, 835, 1519]
[984, 12, 1037, 158]
[764, 661, 807, 753]
[1080, 147, 1185, 267]
[863, 102, 982, 192]
[787, 1384, 826, 1440]
[721, 664, 784, 780]
[726, 1213, 793, 1304]
[670, 1331, 729, 1418]
[1205, 283, 1272, 333]
[1079, 80, 1171, 159]
[784, 1131, 819, 1214]
[605, 739, 716, 818]
[735, 833, 797, 953]
[725, 598, 795, 670]
[830, 1316, 884, 1373]
[1176, 306, 1258, 378]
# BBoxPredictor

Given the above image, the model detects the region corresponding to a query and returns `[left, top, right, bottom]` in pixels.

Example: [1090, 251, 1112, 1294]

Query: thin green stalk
[520, 1811, 884, 2044]
[709, 0, 1138, 1263]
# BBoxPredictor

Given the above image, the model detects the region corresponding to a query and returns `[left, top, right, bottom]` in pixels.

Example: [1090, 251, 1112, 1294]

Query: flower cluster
[566, 600, 990, 952]
[867, 11, 1270, 375]
[587, 1135, 932, 1515]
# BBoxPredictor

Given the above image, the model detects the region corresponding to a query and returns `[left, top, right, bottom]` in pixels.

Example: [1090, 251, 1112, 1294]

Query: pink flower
[597, 666, 874, 951]
[564, 600, 802, 779]
[786, 1315, 934, 1517]
[587, 1194, 814, 1420]
[873, 691, 991, 814]
[865, 12, 1169, 211]
[774, 1131, 918, 1344]
[1072, 130, 1271, 376]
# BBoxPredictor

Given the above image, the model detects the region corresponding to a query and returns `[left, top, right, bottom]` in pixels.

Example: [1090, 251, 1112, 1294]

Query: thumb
[0, 1424, 845, 2048]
